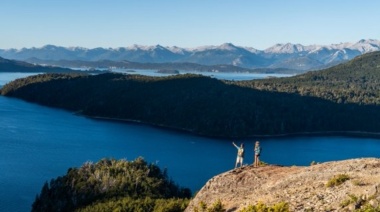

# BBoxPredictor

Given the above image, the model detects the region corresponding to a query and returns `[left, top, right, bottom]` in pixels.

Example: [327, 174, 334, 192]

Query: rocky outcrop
[186, 158, 380, 211]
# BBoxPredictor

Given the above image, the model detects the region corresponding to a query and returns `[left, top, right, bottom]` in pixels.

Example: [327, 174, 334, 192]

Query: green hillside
[2, 67, 380, 137]
[235, 51, 380, 105]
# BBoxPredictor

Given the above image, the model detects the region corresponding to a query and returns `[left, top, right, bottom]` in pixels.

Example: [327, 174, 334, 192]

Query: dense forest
[2, 51, 380, 138]
[32, 158, 191, 212]
[235, 51, 380, 105]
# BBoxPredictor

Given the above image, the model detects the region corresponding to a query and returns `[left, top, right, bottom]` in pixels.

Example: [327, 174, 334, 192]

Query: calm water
[1, 73, 380, 212]
[111, 68, 293, 80]
[73, 67, 293, 80]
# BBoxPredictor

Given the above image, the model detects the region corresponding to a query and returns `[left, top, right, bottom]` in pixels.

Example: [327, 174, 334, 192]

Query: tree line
[233, 51, 380, 105]
[32, 158, 191, 212]
[2, 68, 380, 138]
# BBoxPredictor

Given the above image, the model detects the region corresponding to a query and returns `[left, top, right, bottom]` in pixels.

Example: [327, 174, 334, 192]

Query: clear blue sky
[1, 0, 379, 50]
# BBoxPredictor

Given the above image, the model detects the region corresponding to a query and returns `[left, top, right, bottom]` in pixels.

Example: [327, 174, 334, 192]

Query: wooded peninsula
[2, 52, 380, 138]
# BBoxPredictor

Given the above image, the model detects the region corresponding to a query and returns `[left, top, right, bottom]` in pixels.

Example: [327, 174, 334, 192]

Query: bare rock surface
[186, 158, 380, 211]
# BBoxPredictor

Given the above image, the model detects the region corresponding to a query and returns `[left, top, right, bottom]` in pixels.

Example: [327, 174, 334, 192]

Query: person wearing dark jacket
[254, 141, 261, 167]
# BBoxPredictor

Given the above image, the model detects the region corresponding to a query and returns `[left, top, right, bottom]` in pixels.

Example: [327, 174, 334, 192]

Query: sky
[1, 0, 380, 50]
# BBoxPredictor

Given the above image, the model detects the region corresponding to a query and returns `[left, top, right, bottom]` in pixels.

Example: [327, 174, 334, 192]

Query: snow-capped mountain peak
[219, 43, 238, 51]
[264, 43, 307, 54]
[1, 39, 379, 72]
[244, 47, 261, 54]
[126, 44, 160, 51]
[166, 46, 189, 54]
[350, 39, 380, 53]
[67, 46, 89, 52]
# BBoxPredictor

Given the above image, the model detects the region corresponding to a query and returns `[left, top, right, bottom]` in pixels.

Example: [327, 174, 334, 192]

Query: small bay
[0, 72, 379, 212]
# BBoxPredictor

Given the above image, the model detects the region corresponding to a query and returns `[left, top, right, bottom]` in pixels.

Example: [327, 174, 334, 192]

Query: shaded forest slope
[237, 51, 380, 105]
[2, 69, 380, 138]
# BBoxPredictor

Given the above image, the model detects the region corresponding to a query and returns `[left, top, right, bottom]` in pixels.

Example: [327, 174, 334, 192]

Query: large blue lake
[1, 72, 380, 212]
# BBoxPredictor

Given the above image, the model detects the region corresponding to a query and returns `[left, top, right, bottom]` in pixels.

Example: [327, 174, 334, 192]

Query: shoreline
[77, 113, 380, 140]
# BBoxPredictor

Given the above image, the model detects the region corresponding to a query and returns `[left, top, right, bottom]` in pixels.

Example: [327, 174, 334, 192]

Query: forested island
[1, 51, 380, 138]
[156, 69, 180, 74]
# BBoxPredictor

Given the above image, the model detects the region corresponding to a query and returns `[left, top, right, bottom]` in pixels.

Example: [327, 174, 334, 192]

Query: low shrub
[193, 199, 226, 212]
[326, 174, 350, 187]
[239, 201, 289, 212]
[310, 161, 317, 166]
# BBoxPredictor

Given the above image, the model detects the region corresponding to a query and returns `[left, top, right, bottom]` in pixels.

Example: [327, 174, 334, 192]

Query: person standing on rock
[232, 142, 244, 168]
[254, 141, 262, 167]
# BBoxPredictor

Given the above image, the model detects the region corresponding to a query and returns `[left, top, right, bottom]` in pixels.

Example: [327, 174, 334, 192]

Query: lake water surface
[111, 68, 294, 80]
[1, 72, 379, 212]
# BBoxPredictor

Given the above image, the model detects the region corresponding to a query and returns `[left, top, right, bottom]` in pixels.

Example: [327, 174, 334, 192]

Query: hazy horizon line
[1, 38, 378, 51]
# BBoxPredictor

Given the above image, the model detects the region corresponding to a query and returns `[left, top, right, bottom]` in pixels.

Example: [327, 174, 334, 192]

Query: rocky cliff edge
[186, 158, 380, 211]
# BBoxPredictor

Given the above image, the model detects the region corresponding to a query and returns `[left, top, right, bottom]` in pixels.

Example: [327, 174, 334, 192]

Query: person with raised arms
[232, 142, 244, 168]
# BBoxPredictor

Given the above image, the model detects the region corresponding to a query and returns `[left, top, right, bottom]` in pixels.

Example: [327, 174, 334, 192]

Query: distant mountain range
[0, 39, 379, 72]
